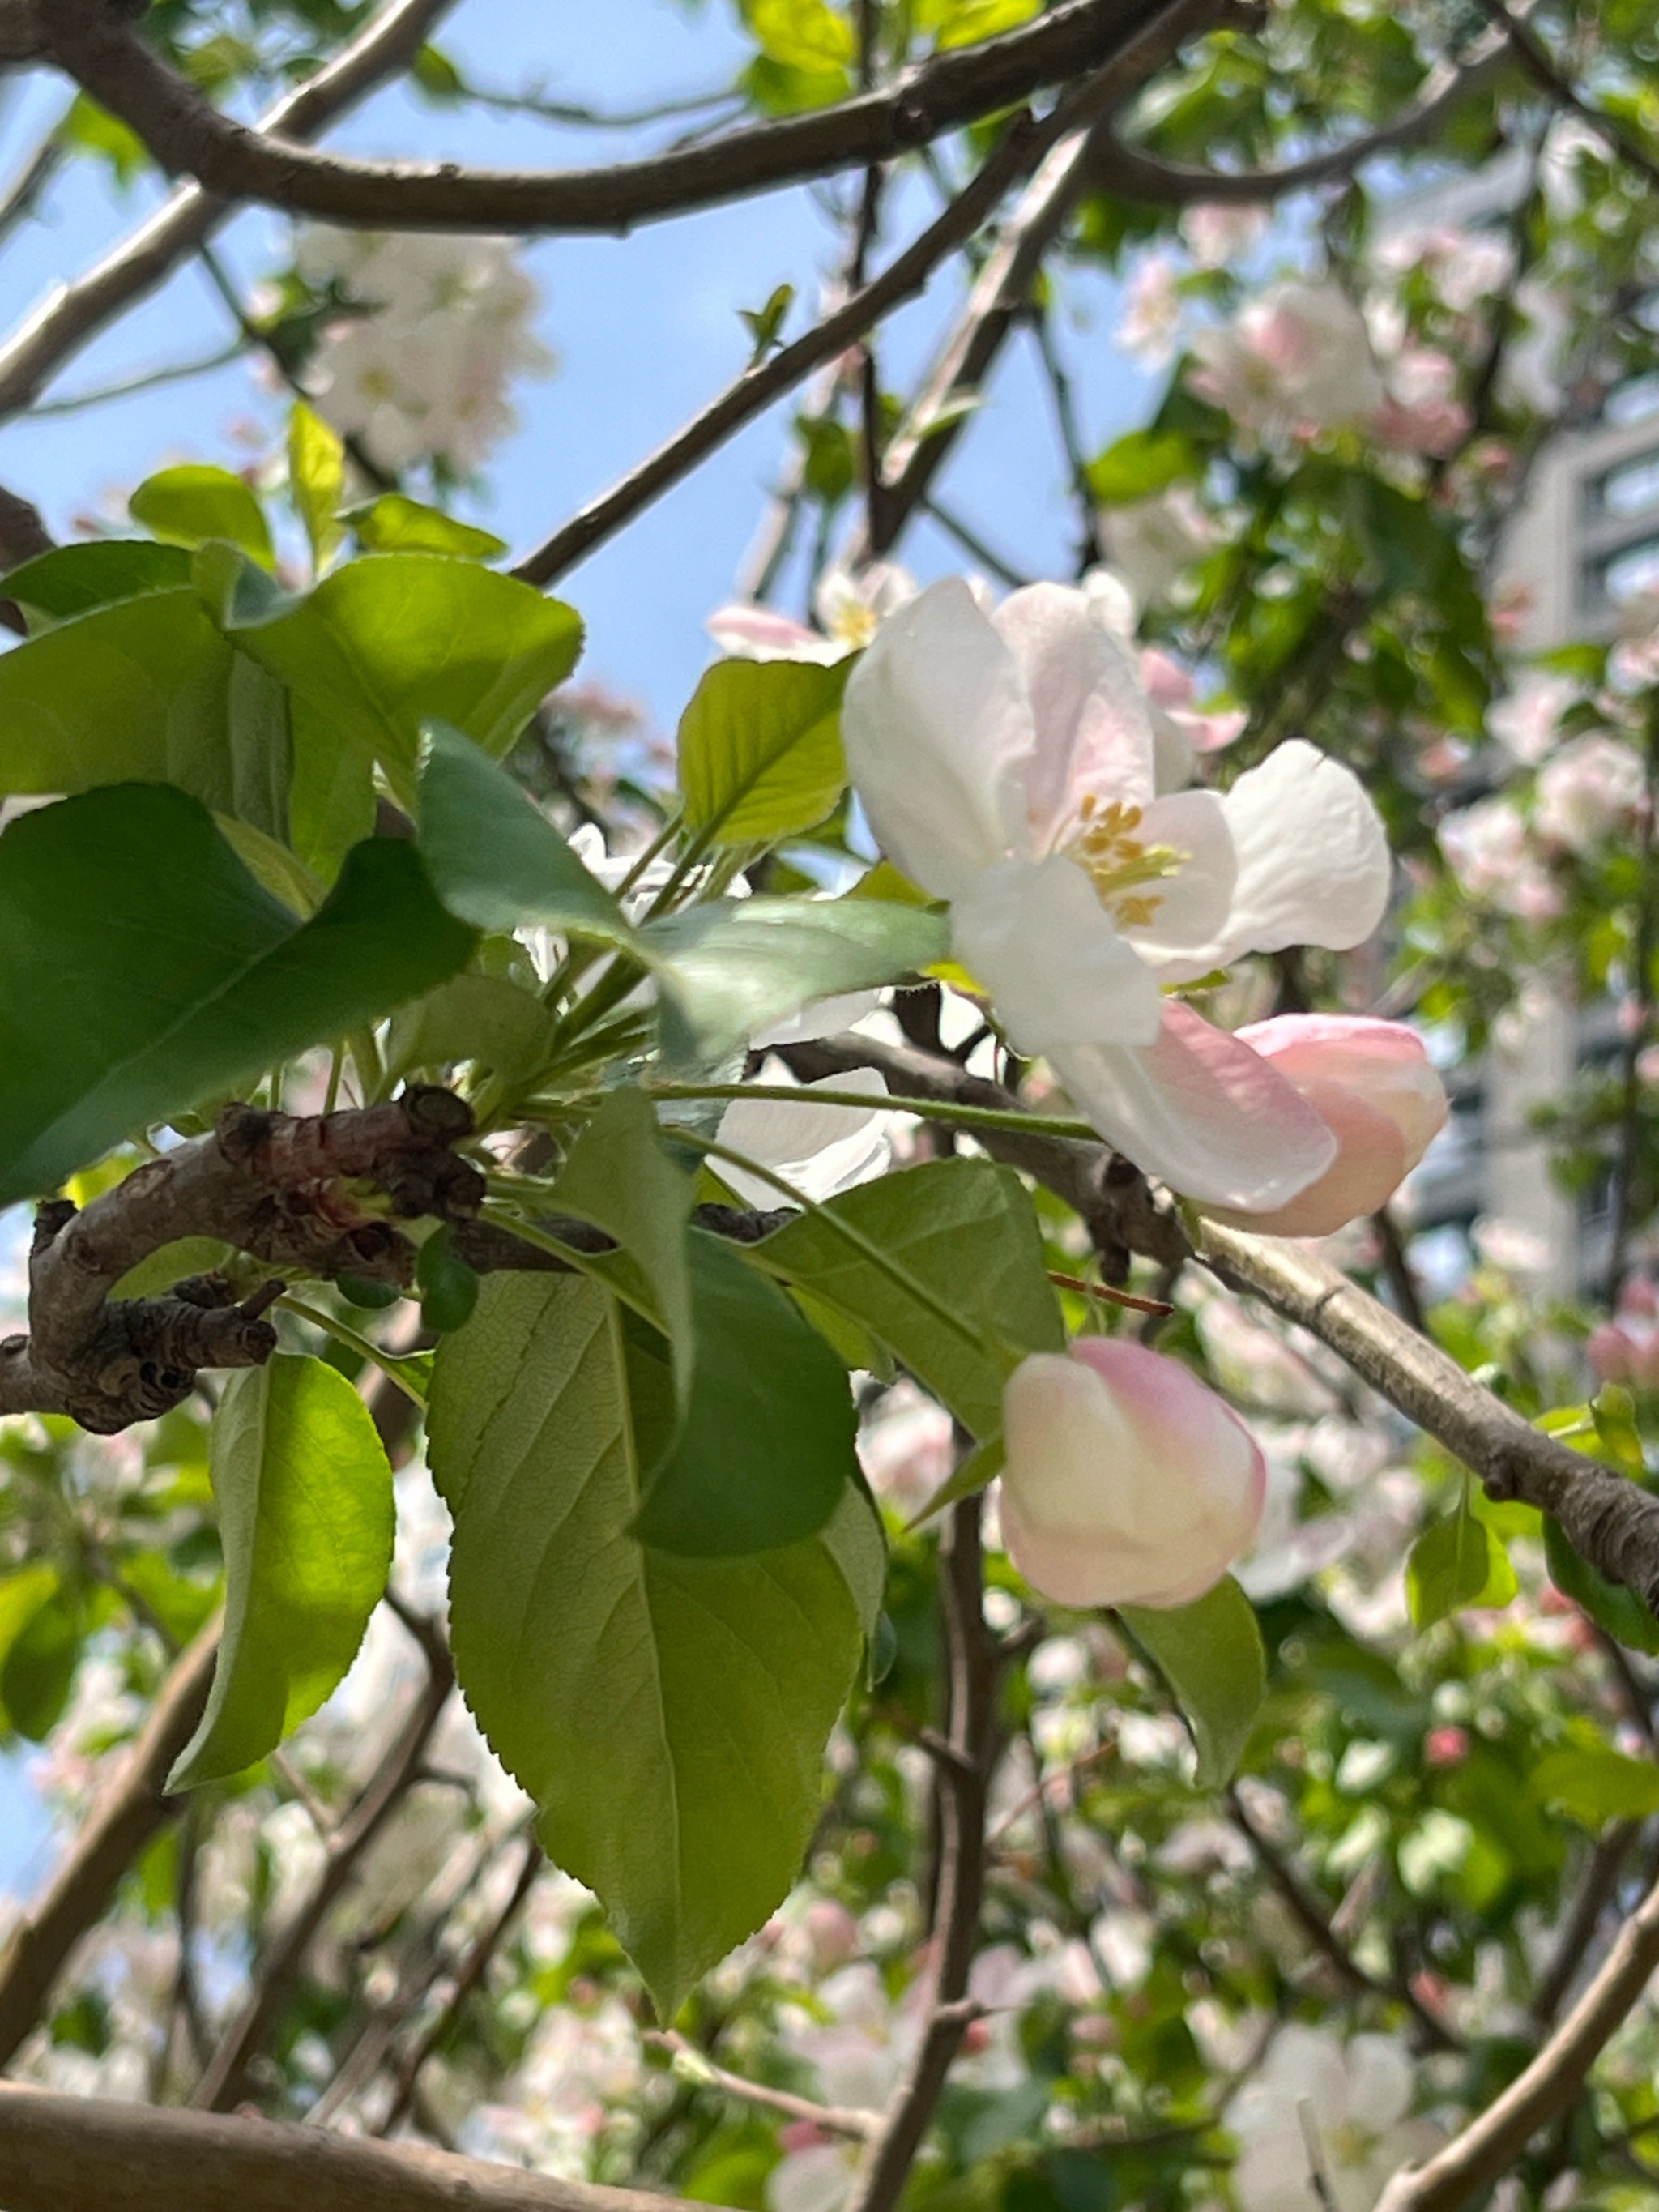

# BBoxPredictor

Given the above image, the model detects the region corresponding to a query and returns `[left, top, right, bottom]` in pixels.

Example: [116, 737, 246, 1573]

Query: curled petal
[1156, 740, 1391, 983]
[1050, 1001, 1337, 1211]
[951, 856, 1163, 1056]
[842, 578, 1032, 898]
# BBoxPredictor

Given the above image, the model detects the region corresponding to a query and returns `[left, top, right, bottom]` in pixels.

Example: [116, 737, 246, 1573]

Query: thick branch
[1, 1089, 482, 1433]
[1195, 1219, 1659, 1616]
[1376, 1864, 1659, 2210]
[0, 1621, 218, 2070]
[0, 2083, 713, 2212]
[0, 0, 457, 421]
[44, 0, 1209, 235]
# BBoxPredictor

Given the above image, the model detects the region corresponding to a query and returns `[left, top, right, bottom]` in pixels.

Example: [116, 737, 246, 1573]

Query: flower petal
[951, 856, 1164, 1055]
[842, 577, 1032, 897]
[1050, 1001, 1337, 1209]
[1122, 789, 1238, 967]
[1155, 740, 1392, 982]
[993, 583, 1159, 838]
[706, 604, 842, 662]
[715, 1064, 893, 1206]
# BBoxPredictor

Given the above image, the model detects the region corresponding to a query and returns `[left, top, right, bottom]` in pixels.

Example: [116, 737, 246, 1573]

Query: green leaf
[1405, 1497, 1516, 1631]
[1120, 1576, 1265, 1788]
[230, 557, 584, 794]
[756, 1159, 1062, 1439]
[1594, 1386, 1646, 1475]
[1529, 1744, 1659, 1829]
[740, 283, 795, 364]
[2, 1585, 83, 1742]
[0, 540, 192, 624]
[554, 1086, 695, 1375]
[0, 785, 474, 1206]
[677, 657, 849, 844]
[170, 1356, 396, 1789]
[429, 1273, 872, 2015]
[130, 465, 275, 571]
[1085, 429, 1199, 507]
[0, 588, 289, 833]
[643, 896, 947, 1065]
[288, 403, 346, 571]
[1545, 1513, 1659, 1658]
[344, 495, 508, 562]
[0, 1566, 61, 1735]
[417, 720, 633, 944]
[384, 972, 556, 1087]
[920, 0, 1042, 48]
[631, 1232, 856, 1556]
[60, 92, 147, 185]
[746, 0, 855, 69]
[906, 1431, 1005, 1530]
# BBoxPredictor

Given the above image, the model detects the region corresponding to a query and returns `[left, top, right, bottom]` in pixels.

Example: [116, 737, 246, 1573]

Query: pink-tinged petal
[1236, 1014, 1450, 1161]
[993, 583, 1159, 839]
[1122, 790, 1238, 968]
[1211, 1013, 1452, 1233]
[999, 1339, 1265, 1608]
[1156, 741, 1392, 983]
[706, 604, 840, 661]
[842, 578, 1033, 898]
[1049, 1001, 1337, 1211]
[951, 856, 1164, 1054]
[1171, 706, 1247, 754]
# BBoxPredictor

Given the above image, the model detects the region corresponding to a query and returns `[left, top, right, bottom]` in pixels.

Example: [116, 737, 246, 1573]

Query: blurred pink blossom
[1180, 202, 1269, 268]
[1534, 732, 1645, 853]
[1439, 798, 1563, 919]
[1119, 254, 1182, 367]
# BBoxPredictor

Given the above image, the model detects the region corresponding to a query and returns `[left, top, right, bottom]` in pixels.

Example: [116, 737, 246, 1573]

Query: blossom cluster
[295, 228, 553, 474]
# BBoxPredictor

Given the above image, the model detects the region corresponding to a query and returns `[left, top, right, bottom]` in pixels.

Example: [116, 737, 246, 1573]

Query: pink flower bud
[1424, 1726, 1469, 1768]
[1211, 1016, 1450, 1237]
[999, 1338, 1266, 1609]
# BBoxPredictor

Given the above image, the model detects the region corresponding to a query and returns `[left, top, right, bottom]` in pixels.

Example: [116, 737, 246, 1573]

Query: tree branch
[1475, 0, 1659, 198]
[510, 97, 1056, 585]
[1085, 37, 1508, 205]
[1376, 1862, 1659, 2210]
[0, 1621, 219, 2069]
[1226, 1784, 1461, 2052]
[0, 2082, 715, 2212]
[42, 0, 1218, 236]
[646, 2030, 884, 2143]
[785, 1030, 1659, 1620]
[0, 1090, 482, 1433]
[1195, 1219, 1659, 1616]
[0, 0, 458, 421]
[190, 1620, 456, 2112]
[846, 1497, 995, 2212]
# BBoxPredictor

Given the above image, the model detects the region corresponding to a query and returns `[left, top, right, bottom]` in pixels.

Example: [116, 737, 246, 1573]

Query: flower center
[1065, 796, 1185, 929]
[831, 602, 881, 649]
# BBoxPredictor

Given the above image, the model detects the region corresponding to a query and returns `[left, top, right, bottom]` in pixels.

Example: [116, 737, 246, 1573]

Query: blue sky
[1, 0, 1153, 729]
[0, 0, 1152, 1894]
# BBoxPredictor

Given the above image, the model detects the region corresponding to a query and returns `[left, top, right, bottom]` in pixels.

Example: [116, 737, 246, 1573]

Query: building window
[1589, 449, 1659, 521]
[1586, 534, 1659, 611]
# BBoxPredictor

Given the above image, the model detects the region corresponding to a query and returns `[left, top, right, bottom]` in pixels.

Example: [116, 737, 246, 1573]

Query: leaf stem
[277, 1295, 424, 1406]
[644, 1078, 1099, 1144]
